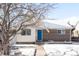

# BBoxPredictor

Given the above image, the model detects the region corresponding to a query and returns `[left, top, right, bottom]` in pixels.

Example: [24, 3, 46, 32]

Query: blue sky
[48, 3, 79, 20]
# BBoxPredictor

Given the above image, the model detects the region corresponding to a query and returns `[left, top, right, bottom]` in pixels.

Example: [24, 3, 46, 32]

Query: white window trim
[26, 29, 31, 35]
[58, 30, 65, 35]
[21, 29, 31, 35]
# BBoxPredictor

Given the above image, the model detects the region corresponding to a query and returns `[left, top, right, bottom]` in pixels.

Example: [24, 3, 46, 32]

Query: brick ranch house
[11, 19, 74, 44]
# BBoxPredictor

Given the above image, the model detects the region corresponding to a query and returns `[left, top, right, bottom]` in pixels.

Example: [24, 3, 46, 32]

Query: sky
[48, 3, 79, 20]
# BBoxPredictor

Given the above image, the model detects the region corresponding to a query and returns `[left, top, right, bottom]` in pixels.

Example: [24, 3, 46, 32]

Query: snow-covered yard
[9, 44, 79, 56]
[10, 44, 36, 56]
[43, 44, 79, 56]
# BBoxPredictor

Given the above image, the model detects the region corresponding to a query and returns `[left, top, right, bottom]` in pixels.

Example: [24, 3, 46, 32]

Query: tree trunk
[0, 42, 10, 55]
[4, 41, 10, 55]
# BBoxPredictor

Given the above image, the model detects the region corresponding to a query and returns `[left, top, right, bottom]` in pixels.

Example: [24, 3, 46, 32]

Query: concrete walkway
[36, 45, 46, 56]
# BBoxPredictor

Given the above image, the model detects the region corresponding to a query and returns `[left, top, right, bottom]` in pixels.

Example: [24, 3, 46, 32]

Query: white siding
[10, 36, 16, 46]
[73, 30, 79, 37]
[16, 27, 36, 42]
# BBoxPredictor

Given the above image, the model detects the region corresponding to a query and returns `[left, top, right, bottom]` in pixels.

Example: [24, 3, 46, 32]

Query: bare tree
[68, 21, 79, 37]
[0, 3, 55, 55]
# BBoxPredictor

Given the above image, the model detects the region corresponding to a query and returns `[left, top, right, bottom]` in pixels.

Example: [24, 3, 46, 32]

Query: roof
[42, 20, 72, 29]
[44, 22, 71, 29]
[42, 17, 79, 29]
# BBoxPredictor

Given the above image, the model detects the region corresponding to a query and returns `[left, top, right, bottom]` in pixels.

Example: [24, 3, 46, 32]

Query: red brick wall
[43, 29, 71, 42]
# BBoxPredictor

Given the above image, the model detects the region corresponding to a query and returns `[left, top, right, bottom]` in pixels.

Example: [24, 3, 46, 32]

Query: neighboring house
[72, 23, 79, 37]
[72, 30, 79, 37]
[71, 24, 79, 41]
[15, 20, 73, 44]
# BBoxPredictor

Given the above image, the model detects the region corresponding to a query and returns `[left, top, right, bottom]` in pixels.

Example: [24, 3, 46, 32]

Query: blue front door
[37, 30, 43, 41]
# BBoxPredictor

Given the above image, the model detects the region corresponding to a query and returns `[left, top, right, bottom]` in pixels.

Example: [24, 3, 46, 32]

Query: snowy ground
[9, 44, 79, 56]
[10, 44, 36, 56]
[43, 44, 79, 56]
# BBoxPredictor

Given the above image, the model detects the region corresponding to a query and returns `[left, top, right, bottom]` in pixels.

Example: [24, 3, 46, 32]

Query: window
[21, 30, 26, 35]
[26, 29, 31, 35]
[58, 30, 65, 35]
[21, 29, 31, 35]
